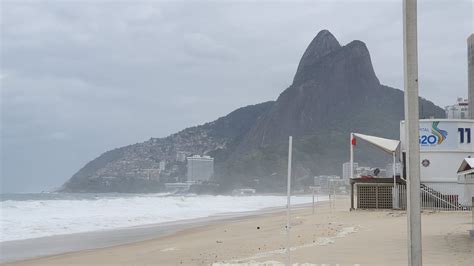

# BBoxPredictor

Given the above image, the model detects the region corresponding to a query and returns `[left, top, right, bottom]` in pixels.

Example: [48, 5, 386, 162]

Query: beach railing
[394, 183, 471, 211]
[355, 183, 471, 211]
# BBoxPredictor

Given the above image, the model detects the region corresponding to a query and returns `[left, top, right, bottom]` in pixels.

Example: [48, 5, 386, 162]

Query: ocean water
[0, 193, 324, 242]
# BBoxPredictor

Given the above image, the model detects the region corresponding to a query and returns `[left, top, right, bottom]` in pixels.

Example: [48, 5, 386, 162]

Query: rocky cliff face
[61, 30, 445, 193]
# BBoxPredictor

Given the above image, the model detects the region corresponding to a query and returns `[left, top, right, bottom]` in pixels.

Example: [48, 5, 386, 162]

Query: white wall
[419, 152, 471, 182]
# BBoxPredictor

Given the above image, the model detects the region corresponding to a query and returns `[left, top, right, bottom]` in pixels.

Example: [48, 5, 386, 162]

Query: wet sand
[5, 197, 473, 265]
[0, 204, 314, 263]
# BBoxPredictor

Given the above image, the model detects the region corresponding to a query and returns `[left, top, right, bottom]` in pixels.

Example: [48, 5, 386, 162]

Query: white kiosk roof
[353, 133, 400, 153]
[457, 158, 474, 175]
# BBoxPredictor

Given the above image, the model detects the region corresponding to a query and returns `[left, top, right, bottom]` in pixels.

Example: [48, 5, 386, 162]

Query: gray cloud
[1, 0, 472, 192]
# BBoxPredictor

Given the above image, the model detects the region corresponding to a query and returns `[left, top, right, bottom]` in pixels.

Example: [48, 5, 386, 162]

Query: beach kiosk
[349, 133, 402, 210]
[457, 158, 474, 206]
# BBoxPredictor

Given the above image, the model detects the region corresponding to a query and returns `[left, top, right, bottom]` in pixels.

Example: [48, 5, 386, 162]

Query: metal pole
[403, 0, 422, 265]
[350, 133, 354, 179]
[471, 197, 473, 233]
[393, 152, 398, 209]
[469, 197, 474, 233]
[312, 188, 315, 214]
[328, 178, 331, 211]
[350, 182, 355, 210]
[393, 152, 397, 187]
[333, 183, 336, 209]
[286, 136, 293, 266]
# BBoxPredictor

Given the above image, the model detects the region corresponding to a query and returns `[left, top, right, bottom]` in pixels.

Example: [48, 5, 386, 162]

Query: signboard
[418, 121, 458, 150]
[400, 120, 474, 182]
[400, 120, 474, 152]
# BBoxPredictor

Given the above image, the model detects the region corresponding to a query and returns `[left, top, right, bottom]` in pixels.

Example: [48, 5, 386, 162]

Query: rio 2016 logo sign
[419, 122, 447, 146]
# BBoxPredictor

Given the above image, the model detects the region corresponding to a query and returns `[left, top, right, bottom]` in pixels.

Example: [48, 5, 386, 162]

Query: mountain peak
[345, 40, 370, 57]
[307, 30, 341, 56]
[293, 32, 377, 86]
[294, 30, 341, 77]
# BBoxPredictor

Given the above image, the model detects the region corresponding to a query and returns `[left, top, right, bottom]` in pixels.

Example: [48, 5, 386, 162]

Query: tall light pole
[403, 0, 422, 265]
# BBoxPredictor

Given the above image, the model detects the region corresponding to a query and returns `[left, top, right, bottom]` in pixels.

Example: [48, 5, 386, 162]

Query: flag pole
[286, 136, 293, 266]
[350, 133, 354, 179]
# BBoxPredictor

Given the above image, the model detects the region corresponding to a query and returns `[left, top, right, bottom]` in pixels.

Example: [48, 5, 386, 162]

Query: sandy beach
[5, 197, 473, 265]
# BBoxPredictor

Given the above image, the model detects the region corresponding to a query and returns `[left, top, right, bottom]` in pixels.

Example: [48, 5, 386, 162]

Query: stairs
[419, 184, 467, 210]
[395, 179, 469, 210]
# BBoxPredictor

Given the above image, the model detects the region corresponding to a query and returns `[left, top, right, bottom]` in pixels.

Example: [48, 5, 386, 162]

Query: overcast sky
[1, 0, 472, 193]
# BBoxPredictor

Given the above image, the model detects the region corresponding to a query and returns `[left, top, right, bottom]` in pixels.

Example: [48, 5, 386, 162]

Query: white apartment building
[186, 155, 214, 182]
[342, 162, 358, 179]
[445, 98, 469, 119]
[386, 162, 402, 177]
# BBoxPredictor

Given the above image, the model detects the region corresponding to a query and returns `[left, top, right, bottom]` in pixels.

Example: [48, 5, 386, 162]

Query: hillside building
[159, 160, 166, 171]
[314, 175, 344, 193]
[176, 151, 191, 162]
[386, 162, 402, 177]
[342, 162, 358, 180]
[186, 155, 214, 182]
[445, 98, 469, 119]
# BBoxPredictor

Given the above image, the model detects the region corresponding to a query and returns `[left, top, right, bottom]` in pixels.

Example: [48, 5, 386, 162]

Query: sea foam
[0, 194, 323, 242]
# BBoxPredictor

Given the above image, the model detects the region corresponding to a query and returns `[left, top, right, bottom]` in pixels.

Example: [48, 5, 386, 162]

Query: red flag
[351, 137, 357, 146]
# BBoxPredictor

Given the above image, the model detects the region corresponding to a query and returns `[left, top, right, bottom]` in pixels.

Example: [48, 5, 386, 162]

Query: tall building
[445, 97, 469, 119]
[186, 155, 214, 182]
[386, 162, 402, 177]
[176, 151, 190, 162]
[468, 34, 474, 119]
[342, 162, 358, 180]
[159, 160, 166, 171]
[355, 166, 373, 177]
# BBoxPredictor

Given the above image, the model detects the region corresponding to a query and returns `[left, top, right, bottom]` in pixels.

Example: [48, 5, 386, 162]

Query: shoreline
[4, 197, 473, 265]
[1, 193, 322, 244]
[0, 200, 322, 263]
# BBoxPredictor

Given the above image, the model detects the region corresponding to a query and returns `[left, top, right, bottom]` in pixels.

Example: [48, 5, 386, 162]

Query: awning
[352, 133, 400, 154]
[457, 158, 474, 175]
